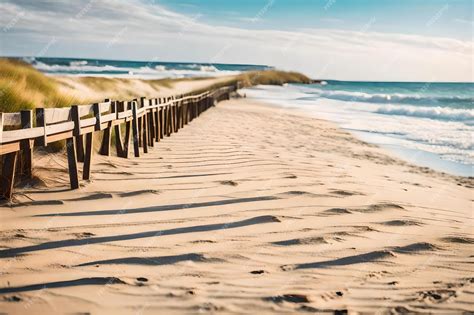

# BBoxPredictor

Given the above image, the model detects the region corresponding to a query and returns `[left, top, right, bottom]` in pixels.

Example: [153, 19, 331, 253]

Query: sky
[0, 0, 473, 81]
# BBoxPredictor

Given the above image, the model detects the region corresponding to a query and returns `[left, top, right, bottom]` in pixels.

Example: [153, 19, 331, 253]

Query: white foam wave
[318, 90, 473, 106]
[33, 61, 126, 73]
[31, 61, 239, 79]
[69, 60, 88, 66]
[199, 65, 218, 72]
[374, 105, 474, 122]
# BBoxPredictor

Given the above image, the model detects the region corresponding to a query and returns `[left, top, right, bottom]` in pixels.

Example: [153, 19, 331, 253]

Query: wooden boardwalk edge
[0, 84, 239, 199]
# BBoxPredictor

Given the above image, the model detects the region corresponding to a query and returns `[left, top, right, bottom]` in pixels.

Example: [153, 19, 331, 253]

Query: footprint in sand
[3, 295, 22, 302]
[250, 270, 266, 275]
[320, 291, 344, 301]
[219, 180, 238, 186]
[417, 289, 457, 303]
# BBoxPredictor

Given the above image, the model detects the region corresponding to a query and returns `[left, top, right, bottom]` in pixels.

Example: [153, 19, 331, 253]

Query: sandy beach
[0, 93, 472, 314]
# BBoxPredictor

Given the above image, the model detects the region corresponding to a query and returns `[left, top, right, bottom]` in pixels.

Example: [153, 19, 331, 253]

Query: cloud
[0, 0, 472, 81]
[454, 18, 474, 27]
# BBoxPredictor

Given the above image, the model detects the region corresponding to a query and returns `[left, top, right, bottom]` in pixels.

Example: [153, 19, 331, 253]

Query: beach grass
[238, 70, 312, 86]
[0, 58, 78, 112]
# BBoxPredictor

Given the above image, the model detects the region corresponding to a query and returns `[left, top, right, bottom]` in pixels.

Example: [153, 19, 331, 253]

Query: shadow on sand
[289, 242, 436, 269]
[0, 277, 125, 294]
[34, 196, 279, 217]
[0, 216, 280, 259]
[77, 253, 217, 267]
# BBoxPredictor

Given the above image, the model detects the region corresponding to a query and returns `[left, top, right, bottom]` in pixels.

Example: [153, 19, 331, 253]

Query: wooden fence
[0, 83, 237, 200]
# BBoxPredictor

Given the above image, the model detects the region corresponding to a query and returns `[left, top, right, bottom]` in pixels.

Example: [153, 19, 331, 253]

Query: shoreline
[0, 96, 472, 313]
[241, 85, 473, 178]
[242, 99, 472, 181]
[352, 130, 472, 177]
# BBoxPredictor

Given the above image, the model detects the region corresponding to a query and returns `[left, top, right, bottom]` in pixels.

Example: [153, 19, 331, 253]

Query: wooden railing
[0, 83, 237, 199]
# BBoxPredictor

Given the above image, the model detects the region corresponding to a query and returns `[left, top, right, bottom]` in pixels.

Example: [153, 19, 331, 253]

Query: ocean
[21, 57, 473, 177]
[21, 57, 271, 79]
[242, 81, 473, 177]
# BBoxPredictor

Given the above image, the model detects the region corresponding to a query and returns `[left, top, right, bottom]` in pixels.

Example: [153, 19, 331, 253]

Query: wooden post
[1, 152, 17, 199]
[35, 108, 47, 147]
[131, 101, 140, 157]
[71, 106, 85, 162]
[176, 99, 181, 131]
[164, 105, 169, 137]
[66, 137, 79, 189]
[123, 120, 131, 158]
[138, 116, 142, 147]
[148, 100, 155, 146]
[142, 112, 148, 153]
[170, 97, 176, 134]
[159, 104, 164, 139]
[154, 102, 160, 142]
[75, 135, 85, 162]
[99, 128, 111, 156]
[179, 98, 184, 129]
[83, 132, 93, 180]
[174, 102, 178, 132]
[20, 110, 33, 179]
[121, 101, 131, 158]
[140, 98, 148, 154]
[114, 101, 125, 157]
[165, 105, 171, 137]
[96, 100, 111, 156]
[148, 108, 155, 147]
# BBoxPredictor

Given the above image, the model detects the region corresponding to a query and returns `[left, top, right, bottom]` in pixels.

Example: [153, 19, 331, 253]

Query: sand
[55, 76, 233, 103]
[0, 95, 473, 314]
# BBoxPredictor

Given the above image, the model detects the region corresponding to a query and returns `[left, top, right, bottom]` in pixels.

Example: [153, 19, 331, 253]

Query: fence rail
[0, 83, 238, 199]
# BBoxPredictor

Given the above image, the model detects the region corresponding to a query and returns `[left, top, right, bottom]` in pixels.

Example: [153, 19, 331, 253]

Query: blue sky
[0, 0, 472, 81]
[158, 0, 473, 40]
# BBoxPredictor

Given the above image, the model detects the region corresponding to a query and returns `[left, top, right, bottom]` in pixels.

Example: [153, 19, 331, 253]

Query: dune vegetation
[238, 70, 312, 86]
[0, 59, 78, 112]
[190, 70, 312, 95]
[0, 58, 312, 113]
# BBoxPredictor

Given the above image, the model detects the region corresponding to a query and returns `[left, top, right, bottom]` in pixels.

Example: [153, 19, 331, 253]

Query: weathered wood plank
[44, 108, 71, 124]
[0, 127, 43, 144]
[2, 113, 21, 126]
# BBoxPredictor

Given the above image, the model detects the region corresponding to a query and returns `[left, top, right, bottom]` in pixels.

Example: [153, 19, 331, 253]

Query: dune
[0, 84, 472, 313]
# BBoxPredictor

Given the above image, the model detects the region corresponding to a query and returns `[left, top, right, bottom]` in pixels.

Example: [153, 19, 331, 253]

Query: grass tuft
[0, 58, 79, 112]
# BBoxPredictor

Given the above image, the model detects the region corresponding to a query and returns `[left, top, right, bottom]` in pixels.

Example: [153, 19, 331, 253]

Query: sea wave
[318, 90, 473, 107]
[30, 61, 239, 79]
[32, 61, 129, 73]
[374, 105, 474, 123]
[185, 64, 218, 72]
[70, 60, 88, 66]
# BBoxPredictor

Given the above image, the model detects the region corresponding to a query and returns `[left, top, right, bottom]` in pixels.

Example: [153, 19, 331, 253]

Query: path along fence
[0, 83, 238, 199]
